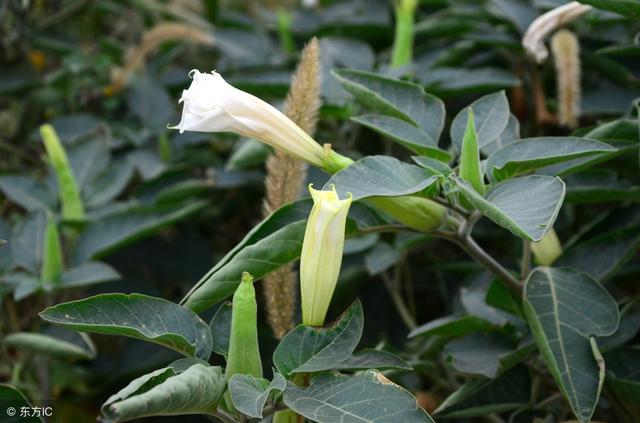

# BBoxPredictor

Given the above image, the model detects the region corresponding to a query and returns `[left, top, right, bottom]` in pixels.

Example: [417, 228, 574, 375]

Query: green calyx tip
[241, 272, 254, 284]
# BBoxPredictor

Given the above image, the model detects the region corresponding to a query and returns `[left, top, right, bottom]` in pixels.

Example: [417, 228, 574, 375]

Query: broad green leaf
[579, 0, 640, 18]
[40, 293, 213, 360]
[599, 311, 640, 352]
[40, 124, 85, 221]
[10, 210, 47, 274]
[564, 170, 640, 204]
[605, 349, 640, 405]
[450, 91, 510, 151]
[523, 267, 620, 423]
[284, 371, 435, 423]
[458, 108, 485, 195]
[3, 328, 95, 361]
[326, 155, 438, 201]
[184, 221, 305, 313]
[419, 67, 520, 97]
[84, 161, 134, 208]
[412, 156, 453, 176]
[72, 201, 207, 263]
[452, 175, 565, 241]
[461, 284, 515, 326]
[40, 217, 63, 285]
[228, 373, 286, 418]
[67, 138, 110, 191]
[351, 115, 451, 161]
[181, 200, 385, 313]
[409, 314, 496, 339]
[444, 333, 533, 378]
[58, 262, 121, 289]
[483, 113, 520, 156]
[273, 300, 363, 376]
[101, 363, 224, 422]
[0, 384, 42, 423]
[332, 68, 446, 141]
[209, 302, 232, 359]
[332, 349, 412, 370]
[0, 176, 56, 212]
[486, 137, 616, 181]
[556, 228, 640, 282]
[435, 365, 530, 418]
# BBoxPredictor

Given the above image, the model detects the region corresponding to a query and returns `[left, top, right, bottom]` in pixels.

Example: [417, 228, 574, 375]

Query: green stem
[391, 0, 418, 68]
[277, 9, 295, 54]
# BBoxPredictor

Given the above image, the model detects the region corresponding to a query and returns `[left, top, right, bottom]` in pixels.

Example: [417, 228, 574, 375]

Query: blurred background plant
[1, 0, 640, 422]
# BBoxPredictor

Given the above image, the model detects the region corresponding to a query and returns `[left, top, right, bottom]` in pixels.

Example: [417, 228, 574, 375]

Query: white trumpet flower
[300, 185, 352, 326]
[522, 1, 592, 63]
[174, 70, 326, 168]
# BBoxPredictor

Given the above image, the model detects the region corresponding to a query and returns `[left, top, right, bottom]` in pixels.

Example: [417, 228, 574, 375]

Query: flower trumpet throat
[174, 70, 327, 169]
[300, 185, 352, 326]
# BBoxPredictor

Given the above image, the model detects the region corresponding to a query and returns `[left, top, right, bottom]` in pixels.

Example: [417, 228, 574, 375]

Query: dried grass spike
[551, 29, 581, 128]
[262, 38, 322, 338]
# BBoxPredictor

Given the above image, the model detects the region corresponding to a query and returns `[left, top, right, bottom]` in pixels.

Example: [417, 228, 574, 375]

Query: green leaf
[84, 161, 134, 208]
[458, 108, 485, 195]
[579, 0, 640, 18]
[228, 373, 286, 418]
[0, 384, 42, 423]
[325, 155, 438, 201]
[486, 137, 616, 181]
[40, 293, 213, 360]
[10, 210, 47, 274]
[483, 113, 520, 156]
[332, 68, 445, 141]
[73, 201, 207, 263]
[40, 124, 85, 222]
[419, 67, 520, 97]
[58, 262, 121, 289]
[210, 302, 232, 360]
[444, 333, 533, 378]
[365, 242, 401, 275]
[452, 175, 565, 241]
[564, 170, 640, 204]
[284, 371, 435, 423]
[273, 300, 363, 376]
[605, 349, 640, 405]
[0, 176, 56, 212]
[523, 267, 620, 423]
[181, 200, 385, 313]
[332, 349, 412, 370]
[556, 228, 640, 282]
[412, 156, 453, 176]
[435, 365, 530, 418]
[101, 363, 224, 422]
[3, 328, 95, 361]
[409, 314, 496, 339]
[450, 91, 510, 151]
[226, 138, 270, 170]
[351, 115, 451, 161]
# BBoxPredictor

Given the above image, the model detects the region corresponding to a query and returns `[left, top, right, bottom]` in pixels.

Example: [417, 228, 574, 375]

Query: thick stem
[461, 236, 523, 296]
[521, 240, 532, 280]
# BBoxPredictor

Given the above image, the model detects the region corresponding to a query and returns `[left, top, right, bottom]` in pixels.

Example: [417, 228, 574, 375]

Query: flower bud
[300, 185, 352, 326]
[367, 196, 446, 233]
[174, 70, 326, 168]
[531, 229, 562, 266]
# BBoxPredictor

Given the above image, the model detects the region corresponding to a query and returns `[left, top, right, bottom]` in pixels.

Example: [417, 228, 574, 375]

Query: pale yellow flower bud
[300, 185, 352, 326]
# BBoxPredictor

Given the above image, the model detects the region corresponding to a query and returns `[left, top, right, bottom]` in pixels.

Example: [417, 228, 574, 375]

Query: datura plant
[3, 2, 640, 423]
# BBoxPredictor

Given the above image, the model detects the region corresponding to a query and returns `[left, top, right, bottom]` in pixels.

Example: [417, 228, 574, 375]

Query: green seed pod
[40, 124, 85, 222]
[225, 272, 262, 380]
[41, 217, 64, 285]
